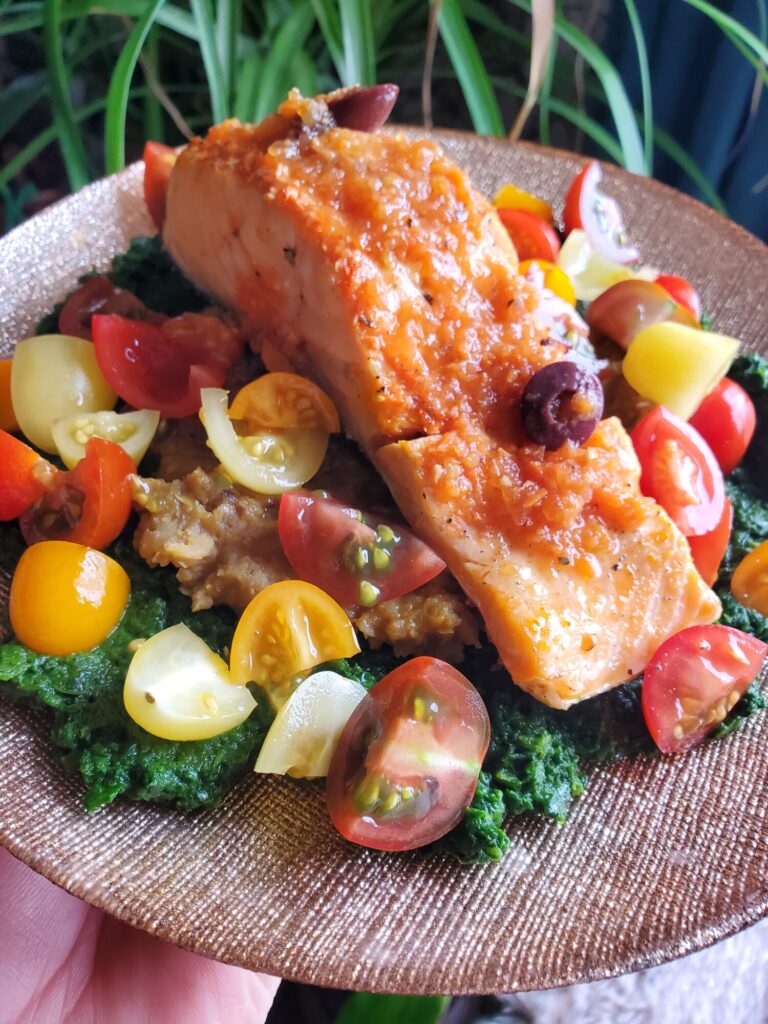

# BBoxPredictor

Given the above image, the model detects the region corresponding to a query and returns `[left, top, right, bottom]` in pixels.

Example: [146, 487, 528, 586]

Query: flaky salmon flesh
[163, 89, 720, 709]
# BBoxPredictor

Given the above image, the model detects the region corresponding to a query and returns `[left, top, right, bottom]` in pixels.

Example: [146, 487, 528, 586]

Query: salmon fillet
[163, 90, 720, 708]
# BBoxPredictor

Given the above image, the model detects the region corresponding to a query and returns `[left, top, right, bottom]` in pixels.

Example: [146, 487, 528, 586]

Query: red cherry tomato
[278, 491, 445, 611]
[586, 279, 698, 350]
[143, 141, 178, 231]
[655, 274, 701, 322]
[326, 657, 490, 851]
[0, 430, 50, 521]
[563, 159, 639, 264]
[58, 276, 164, 341]
[642, 625, 767, 754]
[92, 313, 242, 419]
[687, 497, 732, 586]
[497, 208, 561, 263]
[20, 437, 136, 550]
[631, 406, 725, 537]
[688, 378, 757, 476]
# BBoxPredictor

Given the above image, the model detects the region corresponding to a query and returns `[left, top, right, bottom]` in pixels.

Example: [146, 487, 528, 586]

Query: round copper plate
[1, 132, 767, 996]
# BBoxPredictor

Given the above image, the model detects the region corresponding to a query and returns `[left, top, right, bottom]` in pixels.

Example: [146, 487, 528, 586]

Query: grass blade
[252, 4, 316, 122]
[309, 0, 344, 77]
[189, 0, 228, 122]
[335, 994, 450, 1024]
[43, 0, 90, 190]
[141, 26, 164, 142]
[339, 0, 376, 86]
[682, 0, 768, 73]
[233, 47, 262, 123]
[105, 0, 167, 174]
[621, 0, 653, 174]
[0, 73, 47, 139]
[216, 0, 240, 114]
[507, 0, 646, 172]
[422, 0, 442, 128]
[651, 123, 727, 214]
[439, 0, 504, 136]
[509, 0, 555, 142]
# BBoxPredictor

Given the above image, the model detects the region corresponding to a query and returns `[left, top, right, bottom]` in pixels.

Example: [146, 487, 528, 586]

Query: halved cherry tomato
[278, 491, 446, 611]
[59, 276, 164, 341]
[497, 208, 561, 263]
[20, 437, 136, 550]
[230, 373, 340, 433]
[586, 279, 697, 351]
[655, 274, 701, 322]
[0, 430, 50, 521]
[688, 377, 756, 476]
[229, 580, 360, 697]
[687, 497, 732, 586]
[10, 540, 130, 656]
[143, 141, 177, 231]
[731, 540, 768, 618]
[326, 657, 490, 851]
[493, 184, 554, 224]
[631, 407, 725, 537]
[0, 359, 17, 432]
[642, 625, 767, 754]
[92, 313, 242, 419]
[563, 160, 639, 264]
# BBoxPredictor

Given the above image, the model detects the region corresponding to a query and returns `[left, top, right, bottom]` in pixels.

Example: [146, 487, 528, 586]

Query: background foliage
[1, 0, 767, 236]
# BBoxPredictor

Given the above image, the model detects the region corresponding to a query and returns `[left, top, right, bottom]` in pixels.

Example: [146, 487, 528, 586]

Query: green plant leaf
[141, 27, 164, 142]
[216, 0, 240, 115]
[0, 73, 47, 139]
[334, 994, 450, 1024]
[252, 3, 316, 122]
[683, 0, 768, 79]
[621, 0, 653, 173]
[339, 0, 376, 86]
[105, 0, 167, 174]
[43, 0, 90, 190]
[439, 0, 504, 136]
[507, 0, 646, 172]
[309, 0, 344, 77]
[190, 0, 228, 122]
[233, 46, 262, 123]
[651, 123, 727, 214]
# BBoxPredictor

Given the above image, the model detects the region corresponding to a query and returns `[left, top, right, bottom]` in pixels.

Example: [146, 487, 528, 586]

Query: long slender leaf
[716, 22, 768, 87]
[621, 0, 653, 173]
[233, 49, 262, 122]
[538, 12, 557, 147]
[509, 0, 555, 142]
[216, 0, 240, 114]
[335, 994, 450, 1024]
[507, 0, 646, 172]
[439, 0, 504, 136]
[141, 27, 164, 142]
[105, 0, 167, 173]
[651, 124, 727, 214]
[422, 0, 442, 128]
[291, 48, 319, 97]
[0, 73, 47, 139]
[43, 0, 90, 190]
[309, 0, 344, 77]
[339, 0, 375, 86]
[252, 4, 316, 122]
[189, 0, 228, 121]
[682, 0, 768, 69]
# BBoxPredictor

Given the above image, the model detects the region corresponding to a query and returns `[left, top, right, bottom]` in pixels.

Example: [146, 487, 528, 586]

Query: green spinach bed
[1, 239, 766, 864]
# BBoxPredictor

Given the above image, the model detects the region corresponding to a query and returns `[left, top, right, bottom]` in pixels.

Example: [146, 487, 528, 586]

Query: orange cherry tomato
[731, 540, 768, 617]
[20, 437, 136, 550]
[229, 373, 340, 433]
[143, 141, 178, 230]
[10, 540, 130, 655]
[0, 359, 17, 432]
[687, 497, 732, 586]
[497, 208, 561, 263]
[655, 274, 701, 322]
[493, 184, 554, 224]
[0, 429, 50, 521]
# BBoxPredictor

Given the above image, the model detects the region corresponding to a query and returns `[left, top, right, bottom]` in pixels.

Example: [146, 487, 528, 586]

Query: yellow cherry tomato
[622, 322, 740, 420]
[52, 408, 160, 469]
[519, 259, 577, 306]
[230, 580, 360, 698]
[0, 359, 17, 432]
[731, 540, 768, 617]
[230, 372, 340, 433]
[10, 541, 130, 655]
[124, 624, 256, 741]
[493, 184, 554, 224]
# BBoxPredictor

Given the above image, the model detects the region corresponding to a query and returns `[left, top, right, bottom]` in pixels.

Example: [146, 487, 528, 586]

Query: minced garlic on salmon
[163, 88, 720, 709]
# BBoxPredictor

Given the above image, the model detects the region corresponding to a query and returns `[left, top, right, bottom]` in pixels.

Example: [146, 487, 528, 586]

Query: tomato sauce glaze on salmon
[163, 89, 720, 709]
